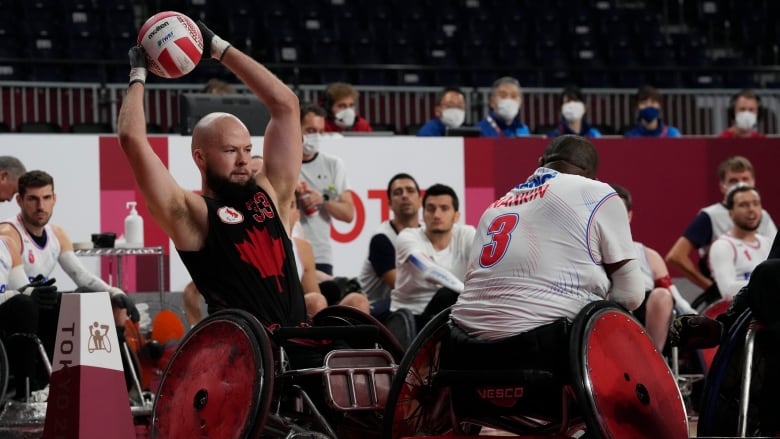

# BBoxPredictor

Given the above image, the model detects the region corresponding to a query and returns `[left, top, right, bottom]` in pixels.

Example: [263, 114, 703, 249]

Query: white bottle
[124, 201, 144, 248]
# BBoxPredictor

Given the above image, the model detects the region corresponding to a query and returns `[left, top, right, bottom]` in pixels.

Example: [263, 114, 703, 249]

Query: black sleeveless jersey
[178, 190, 306, 328]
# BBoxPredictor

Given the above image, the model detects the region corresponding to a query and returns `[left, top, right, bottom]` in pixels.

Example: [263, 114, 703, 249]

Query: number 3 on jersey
[479, 213, 519, 268]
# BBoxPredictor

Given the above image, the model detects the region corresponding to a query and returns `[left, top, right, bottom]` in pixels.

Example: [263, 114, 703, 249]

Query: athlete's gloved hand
[21, 275, 59, 309]
[128, 46, 148, 86]
[196, 20, 231, 61]
[669, 314, 722, 349]
[110, 288, 140, 323]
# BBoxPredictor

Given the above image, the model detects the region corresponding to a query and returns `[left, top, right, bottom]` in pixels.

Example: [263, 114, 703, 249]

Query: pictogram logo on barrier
[87, 321, 112, 353]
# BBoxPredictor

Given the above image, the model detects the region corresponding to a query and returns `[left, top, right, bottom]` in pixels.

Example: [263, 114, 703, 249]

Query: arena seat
[18, 122, 62, 133]
[70, 122, 113, 134]
[0, 0, 775, 87]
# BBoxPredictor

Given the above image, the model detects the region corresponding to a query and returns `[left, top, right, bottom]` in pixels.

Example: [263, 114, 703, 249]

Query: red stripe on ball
[156, 48, 183, 79]
[175, 35, 202, 66]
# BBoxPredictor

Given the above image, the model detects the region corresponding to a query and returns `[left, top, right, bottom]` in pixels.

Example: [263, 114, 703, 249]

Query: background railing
[2, 81, 779, 136]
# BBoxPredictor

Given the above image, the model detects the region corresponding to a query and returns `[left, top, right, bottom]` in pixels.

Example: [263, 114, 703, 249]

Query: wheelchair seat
[438, 320, 572, 421]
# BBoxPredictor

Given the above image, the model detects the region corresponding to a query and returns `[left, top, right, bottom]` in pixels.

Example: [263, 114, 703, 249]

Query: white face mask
[561, 101, 586, 123]
[495, 98, 520, 122]
[334, 108, 356, 128]
[735, 110, 757, 130]
[440, 108, 465, 128]
[302, 133, 321, 155]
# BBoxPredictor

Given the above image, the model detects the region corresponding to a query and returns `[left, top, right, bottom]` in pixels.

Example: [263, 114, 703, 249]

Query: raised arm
[116, 48, 204, 250]
[197, 21, 301, 222]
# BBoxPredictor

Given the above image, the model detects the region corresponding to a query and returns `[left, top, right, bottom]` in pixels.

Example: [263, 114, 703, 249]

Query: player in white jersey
[708, 184, 771, 299]
[451, 135, 644, 341]
[0, 170, 137, 320]
[666, 156, 776, 294]
[391, 184, 475, 329]
[358, 173, 422, 317]
[0, 235, 60, 401]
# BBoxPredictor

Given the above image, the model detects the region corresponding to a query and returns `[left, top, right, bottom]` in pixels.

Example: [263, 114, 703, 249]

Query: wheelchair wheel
[697, 309, 765, 436]
[570, 301, 688, 439]
[0, 338, 8, 403]
[312, 305, 405, 362]
[382, 308, 476, 439]
[151, 309, 274, 439]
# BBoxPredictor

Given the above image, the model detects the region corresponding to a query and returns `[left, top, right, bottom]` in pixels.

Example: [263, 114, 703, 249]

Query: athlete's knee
[305, 292, 328, 316]
[339, 292, 370, 314]
[648, 287, 674, 312]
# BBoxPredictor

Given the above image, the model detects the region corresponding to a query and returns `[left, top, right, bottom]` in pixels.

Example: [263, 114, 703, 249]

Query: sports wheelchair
[697, 308, 774, 437]
[382, 301, 689, 438]
[150, 306, 404, 438]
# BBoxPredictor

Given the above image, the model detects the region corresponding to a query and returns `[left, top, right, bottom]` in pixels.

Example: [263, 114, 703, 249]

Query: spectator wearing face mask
[417, 87, 467, 136]
[624, 85, 681, 138]
[718, 89, 765, 139]
[477, 76, 530, 138]
[547, 85, 601, 138]
[322, 81, 373, 133]
[297, 103, 355, 276]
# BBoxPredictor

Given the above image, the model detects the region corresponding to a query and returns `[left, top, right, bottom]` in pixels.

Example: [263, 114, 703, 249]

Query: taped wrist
[210, 35, 232, 61]
[129, 67, 147, 86]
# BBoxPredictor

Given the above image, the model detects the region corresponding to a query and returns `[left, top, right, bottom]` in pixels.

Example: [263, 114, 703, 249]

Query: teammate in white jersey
[0, 231, 60, 401]
[392, 184, 476, 329]
[451, 135, 644, 341]
[708, 184, 771, 299]
[0, 171, 137, 320]
[358, 173, 422, 318]
[666, 156, 776, 295]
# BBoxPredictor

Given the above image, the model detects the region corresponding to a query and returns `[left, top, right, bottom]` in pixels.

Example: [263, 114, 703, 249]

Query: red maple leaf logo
[235, 228, 286, 292]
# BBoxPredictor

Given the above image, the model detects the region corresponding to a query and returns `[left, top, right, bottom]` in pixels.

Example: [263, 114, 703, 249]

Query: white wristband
[210, 35, 232, 61]
[129, 67, 147, 85]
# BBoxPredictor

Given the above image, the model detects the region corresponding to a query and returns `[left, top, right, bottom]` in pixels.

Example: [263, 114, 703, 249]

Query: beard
[734, 218, 760, 232]
[206, 167, 260, 207]
[22, 210, 51, 228]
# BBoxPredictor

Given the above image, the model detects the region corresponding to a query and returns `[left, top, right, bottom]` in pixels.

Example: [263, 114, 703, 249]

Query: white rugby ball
[137, 11, 203, 79]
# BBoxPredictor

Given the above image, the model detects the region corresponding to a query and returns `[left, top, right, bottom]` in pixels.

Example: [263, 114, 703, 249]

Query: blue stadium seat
[640, 35, 677, 67]
[425, 31, 458, 66]
[345, 27, 383, 65]
[0, 63, 24, 81]
[462, 36, 498, 68]
[355, 69, 388, 86]
[615, 71, 648, 89]
[226, 12, 256, 47]
[570, 35, 603, 68]
[652, 71, 683, 88]
[386, 31, 423, 66]
[307, 30, 345, 65]
[605, 36, 641, 67]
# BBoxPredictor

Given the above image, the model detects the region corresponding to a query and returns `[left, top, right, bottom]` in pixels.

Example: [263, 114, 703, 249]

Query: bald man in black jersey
[118, 22, 306, 333]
